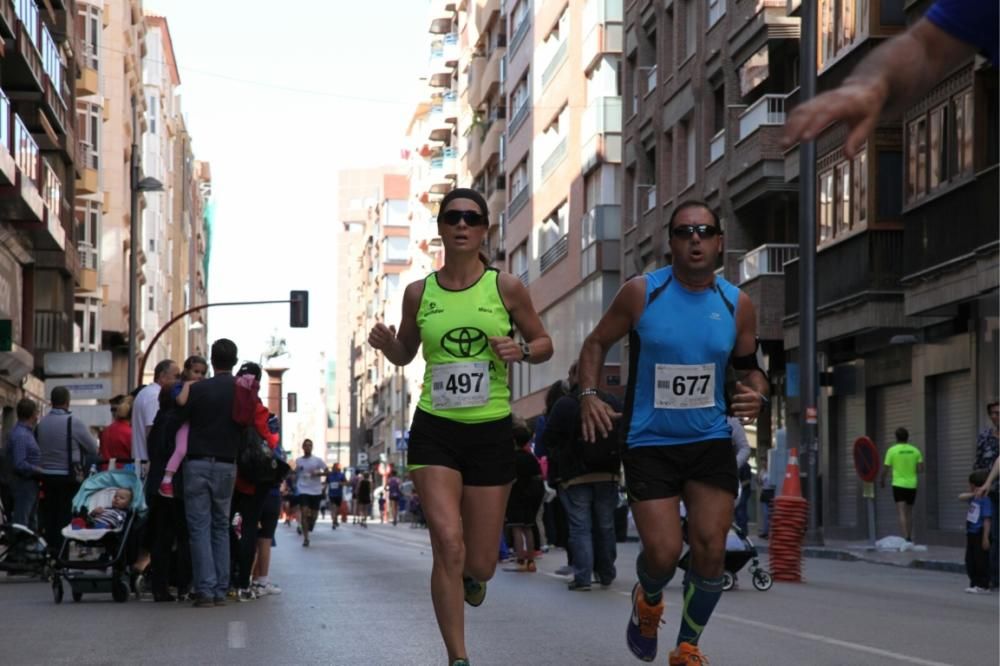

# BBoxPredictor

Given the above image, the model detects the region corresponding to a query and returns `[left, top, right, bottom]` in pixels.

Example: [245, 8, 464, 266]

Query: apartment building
[501, 0, 625, 416]
[0, 0, 82, 414]
[623, 0, 997, 546]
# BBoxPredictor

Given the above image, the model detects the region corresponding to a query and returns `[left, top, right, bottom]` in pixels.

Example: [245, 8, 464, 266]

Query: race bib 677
[654, 363, 716, 409]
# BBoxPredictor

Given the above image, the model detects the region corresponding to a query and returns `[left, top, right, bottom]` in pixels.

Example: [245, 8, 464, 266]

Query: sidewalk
[752, 534, 966, 574]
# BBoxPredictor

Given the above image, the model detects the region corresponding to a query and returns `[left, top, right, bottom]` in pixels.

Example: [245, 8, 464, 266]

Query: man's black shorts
[407, 408, 515, 486]
[623, 439, 738, 502]
[299, 494, 321, 511]
[892, 486, 917, 505]
[328, 496, 343, 509]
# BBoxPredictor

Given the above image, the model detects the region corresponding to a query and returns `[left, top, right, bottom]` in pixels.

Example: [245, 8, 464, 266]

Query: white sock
[255, 576, 268, 586]
[162, 473, 173, 483]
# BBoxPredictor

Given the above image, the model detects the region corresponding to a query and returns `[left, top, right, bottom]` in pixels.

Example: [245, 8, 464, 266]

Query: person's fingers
[844, 111, 878, 159]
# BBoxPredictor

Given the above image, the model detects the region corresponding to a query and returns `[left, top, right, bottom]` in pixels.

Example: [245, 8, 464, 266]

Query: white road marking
[227, 621, 247, 649]
[613, 590, 953, 666]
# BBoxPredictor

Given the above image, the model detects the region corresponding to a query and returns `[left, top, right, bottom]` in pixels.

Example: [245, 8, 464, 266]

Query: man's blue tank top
[623, 266, 739, 448]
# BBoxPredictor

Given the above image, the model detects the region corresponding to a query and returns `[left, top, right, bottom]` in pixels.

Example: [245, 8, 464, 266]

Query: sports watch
[519, 341, 531, 361]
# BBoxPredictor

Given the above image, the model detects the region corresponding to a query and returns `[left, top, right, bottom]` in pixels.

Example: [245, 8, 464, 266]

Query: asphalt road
[1, 518, 996, 665]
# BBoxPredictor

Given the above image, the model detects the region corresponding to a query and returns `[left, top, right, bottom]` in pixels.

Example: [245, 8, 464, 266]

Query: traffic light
[290, 290, 309, 328]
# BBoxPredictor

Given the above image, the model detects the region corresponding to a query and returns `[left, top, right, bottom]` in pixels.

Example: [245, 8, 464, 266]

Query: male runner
[294, 439, 327, 547]
[579, 201, 768, 665]
[327, 463, 347, 529]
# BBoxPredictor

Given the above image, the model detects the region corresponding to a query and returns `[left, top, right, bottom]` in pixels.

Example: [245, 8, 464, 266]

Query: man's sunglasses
[670, 224, 722, 239]
[440, 210, 488, 227]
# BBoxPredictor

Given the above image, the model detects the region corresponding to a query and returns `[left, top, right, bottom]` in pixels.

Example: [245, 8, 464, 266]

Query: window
[78, 4, 101, 69]
[928, 105, 947, 189]
[708, 0, 726, 27]
[511, 0, 529, 32]
[539, 202, 568, 255]
[834, 162, 850, 236]
[852, 149, 867, 227]
[148, 96, 157, 134]
[511, 243, 528, 280]
[386, 237, 409, 262]
[906, 88, 973, 204]
[148, 238, 156, 253]
[955, 89, 973, 175]
[683, 0, 698, 59]
[819, 169, 833, 243]
[819, 0, 869, 70]
[147, 287, 155, 312]
[511, 160, 528, 196]
[512, 76, 529, 113]
[684, 120, 696, 187]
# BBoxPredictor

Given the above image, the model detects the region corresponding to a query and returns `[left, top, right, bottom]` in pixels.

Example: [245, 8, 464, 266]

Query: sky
[142, 0, 430, 444]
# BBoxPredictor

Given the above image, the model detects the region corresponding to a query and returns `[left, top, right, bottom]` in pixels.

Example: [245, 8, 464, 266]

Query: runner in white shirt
[294, 439, 328, 547]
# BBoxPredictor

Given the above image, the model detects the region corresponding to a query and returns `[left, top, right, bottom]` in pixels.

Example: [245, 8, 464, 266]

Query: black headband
[438, 188, 490, 225]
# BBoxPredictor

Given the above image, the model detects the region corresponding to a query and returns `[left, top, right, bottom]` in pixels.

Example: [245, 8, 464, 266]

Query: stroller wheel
[111, 575, 129, 603]
[752, 570, 773, 591]
[722, 571, 736, 591]
[52, 578, 64, 604]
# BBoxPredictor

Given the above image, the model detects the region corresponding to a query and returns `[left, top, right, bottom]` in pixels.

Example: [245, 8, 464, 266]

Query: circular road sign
[853, 436, 879, 482]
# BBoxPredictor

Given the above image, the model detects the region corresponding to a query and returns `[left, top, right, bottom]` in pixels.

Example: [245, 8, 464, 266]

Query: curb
[756, 544, 965, 574]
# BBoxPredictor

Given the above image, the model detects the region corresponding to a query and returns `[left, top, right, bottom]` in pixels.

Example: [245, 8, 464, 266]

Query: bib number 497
[654, 363, 716, 410]
[432, 362, 490, 409]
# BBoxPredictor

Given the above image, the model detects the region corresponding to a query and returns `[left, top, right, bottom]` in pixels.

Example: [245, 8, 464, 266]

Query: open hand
[580, 394, 622, 443]
[730, 381, 764, 423]
[489, 336, 522, 363]
[782, 77, 889, 159]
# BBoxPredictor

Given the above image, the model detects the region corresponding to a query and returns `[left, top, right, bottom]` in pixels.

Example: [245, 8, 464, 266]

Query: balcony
[737, 244, 798, 340]
[442, 146, 458, 178]
[728, 1, 800, 70]
[0, 92, 17, 186]
[2, 10, 44, 94]
[441, 32, 459, 65]
[474, 46, 505, 107]
[582, 0, 623, 72]
[509, 185, 529, 219]
[541, 40, 568, 90]
[76, 242, 98, 292]
[581, 205, 622, 278]
[475, 0, 500, 35]
[539, 234, 569, 274]
[645, 65, 658, 94]
[36, 161, 65, 250]
[34, 309, 70, 355]
[0, 0, 14, 40]
[428, 49, 453, 88]
[709, 129, 725, 164]
[900, 165, 998, 315]
[487, 174, 505, 219]
[728, 94, 795, 210]
[784, 230, 905, 342]
[509, 16, 531, 58]
[427, 106, 452, 143]
[466, 55, 485, 114]
[481, 118, 504, 165]
[540, 137, 567, 181]
[426, 156, 454, 194]
[0, 114, 44, 222]
[508, 101, 530, 139]
[441, 90, 458, 123]
[581, 96, 622, 172]
[76, 139, 98, 193]
[76, 44, 99, 96]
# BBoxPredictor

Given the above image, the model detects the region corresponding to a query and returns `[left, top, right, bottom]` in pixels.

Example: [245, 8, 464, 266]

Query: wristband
[579, 388, 600, 399]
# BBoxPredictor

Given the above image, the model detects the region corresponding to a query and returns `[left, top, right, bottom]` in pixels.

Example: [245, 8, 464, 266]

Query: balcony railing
[14, 0, 37, 46]
[0, 90, 9, 153]
[41, 24, 62, 97]
[540, 137, 567, 181]
[509, 185, 529, 218]
[517, 270, 529, 286]
[738, 243, 798, 284]
[78, 242, 99, 270]
[738, 94, 786, 141]
[14, 115, 39, 186]
[508, 101, 530, 137]
[34, 309, 68, 354]
[43, 162, 60, 214]
[709, 129, 725, 163]
[539, 234, 569, 273]
[582, 96, 622, 138]
[541, 39, 568, 89]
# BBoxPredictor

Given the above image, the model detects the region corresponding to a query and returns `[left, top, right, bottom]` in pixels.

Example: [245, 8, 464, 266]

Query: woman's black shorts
[258, 493, 281, 539]
[408, 408, 515, 487]
[892, 486, 917, 505]
[623, 439, 738, 502]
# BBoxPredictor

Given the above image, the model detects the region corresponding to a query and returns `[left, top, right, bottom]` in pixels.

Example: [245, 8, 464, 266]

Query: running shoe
[450, 660, 470, 666]
[158, 481, 174, 498]
[554, 565, 573, 576]
[668, 642, 709, 665]
[626, 583, 664, 662]
[463, 576, 486, 607]
[525, 560, 537, 573]
[261, 581, 282, 595]
[237, 588, 257, 602]
[567, 580, 591, 591]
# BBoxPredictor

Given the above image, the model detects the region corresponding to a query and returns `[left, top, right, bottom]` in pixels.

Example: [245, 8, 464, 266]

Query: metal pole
[799, 0, 821, 544]
[127, 95, 140, 392]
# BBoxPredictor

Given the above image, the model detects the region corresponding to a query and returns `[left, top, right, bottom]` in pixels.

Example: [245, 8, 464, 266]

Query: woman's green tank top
[416, 268, 512, 423]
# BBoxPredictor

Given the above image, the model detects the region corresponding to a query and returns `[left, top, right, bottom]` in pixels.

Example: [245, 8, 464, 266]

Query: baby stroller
[50, 468, 147, 603]
[0, 494, 50, 579]
[678, 522, 773, 592]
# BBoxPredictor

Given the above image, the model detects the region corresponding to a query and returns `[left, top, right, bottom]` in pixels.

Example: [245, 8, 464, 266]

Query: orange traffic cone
[781, 448, 803, 498]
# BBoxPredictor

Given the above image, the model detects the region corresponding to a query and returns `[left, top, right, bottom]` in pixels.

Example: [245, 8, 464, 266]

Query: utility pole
[798, 0, 822, 545]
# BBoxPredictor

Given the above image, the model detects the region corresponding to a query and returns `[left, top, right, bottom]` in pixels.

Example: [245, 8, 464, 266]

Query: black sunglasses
[670, 224, 722, 239]
[440, 210, 488, 227]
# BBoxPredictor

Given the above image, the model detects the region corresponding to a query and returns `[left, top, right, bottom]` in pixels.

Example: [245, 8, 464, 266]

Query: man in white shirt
[131, 359, 180, 471]
[294, 439, 328, 547]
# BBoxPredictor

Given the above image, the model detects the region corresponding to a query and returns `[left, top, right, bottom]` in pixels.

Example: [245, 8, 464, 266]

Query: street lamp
[127, 95, 164, 391]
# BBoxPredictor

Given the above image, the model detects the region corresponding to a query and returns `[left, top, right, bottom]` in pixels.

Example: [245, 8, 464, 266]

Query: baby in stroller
[71, 488, 133, 531]
[677, 500, 773, 592]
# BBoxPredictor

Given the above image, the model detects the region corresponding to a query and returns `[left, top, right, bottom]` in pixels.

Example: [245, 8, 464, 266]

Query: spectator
[36, 386, 99, 553]
[99, 396, 133, 464]
[974, 400, 999, 588]
[5, 399, 42, 528]
[181, 338, 242, 608]
[132, 359, 180, 472]
[880, 427, 924, 544]
[387, 469, 402, 526]
[784, 0, 998, 158]
[505, 420, 545, 573]
[544, 386, 622, 591]
[959, 469, 993, 594]
[757, 457, 775, 539]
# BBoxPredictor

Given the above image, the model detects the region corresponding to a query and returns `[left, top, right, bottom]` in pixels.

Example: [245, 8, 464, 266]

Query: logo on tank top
[426, 301, 444, 316]
[441, 327, 489, 358]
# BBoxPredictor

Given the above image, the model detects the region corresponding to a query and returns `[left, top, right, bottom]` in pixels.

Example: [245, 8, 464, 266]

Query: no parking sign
[853, 436, 879, 482]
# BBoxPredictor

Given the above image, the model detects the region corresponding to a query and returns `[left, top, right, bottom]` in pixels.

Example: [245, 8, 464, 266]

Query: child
[159, 355, 208, 497]
[959, 469, 993, 593]
[73, 488, 133, 530]
[378, 492, 386, 523]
